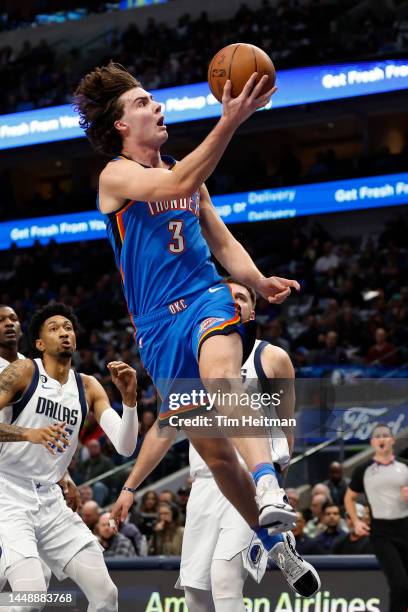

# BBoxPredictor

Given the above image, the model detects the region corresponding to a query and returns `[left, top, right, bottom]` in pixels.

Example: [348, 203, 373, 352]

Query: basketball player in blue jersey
[0, 302, 139, 612]
[75, 62, 300, 538]
[111, 279, 320, 611]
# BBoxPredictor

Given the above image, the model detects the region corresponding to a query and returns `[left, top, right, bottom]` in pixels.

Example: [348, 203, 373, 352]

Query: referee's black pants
[371, 517, 408, 612]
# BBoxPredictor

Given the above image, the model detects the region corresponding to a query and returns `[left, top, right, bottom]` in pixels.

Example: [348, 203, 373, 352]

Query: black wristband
[122, 486, 137, 494]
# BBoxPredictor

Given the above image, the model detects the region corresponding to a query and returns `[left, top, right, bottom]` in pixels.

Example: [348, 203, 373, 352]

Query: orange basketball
[207, 43, 276, 103]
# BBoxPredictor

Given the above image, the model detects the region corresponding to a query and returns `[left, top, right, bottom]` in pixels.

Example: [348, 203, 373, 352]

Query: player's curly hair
[28, 303, 78, 350]
[74, 61, 141, 156]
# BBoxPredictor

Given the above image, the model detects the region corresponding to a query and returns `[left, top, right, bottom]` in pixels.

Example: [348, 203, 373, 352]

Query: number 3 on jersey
[168, 220, 185, 254]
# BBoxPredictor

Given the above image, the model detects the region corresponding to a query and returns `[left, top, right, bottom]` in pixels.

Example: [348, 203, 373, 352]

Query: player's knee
[201, 362, 240, 381]
[211, 558, 244, 600]
[206, 454, 233, 476]
[211, 571, 231, 599]
[193, 440, 237, 476]
[6, 556, 48, 607]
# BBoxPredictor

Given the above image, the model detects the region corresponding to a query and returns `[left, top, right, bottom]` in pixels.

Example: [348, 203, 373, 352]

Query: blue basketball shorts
[133, 281, 256, 428]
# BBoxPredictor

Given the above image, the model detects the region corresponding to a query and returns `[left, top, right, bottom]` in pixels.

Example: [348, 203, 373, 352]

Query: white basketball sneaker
[269, 531, 321, 597]
[255, 479, 296, 533]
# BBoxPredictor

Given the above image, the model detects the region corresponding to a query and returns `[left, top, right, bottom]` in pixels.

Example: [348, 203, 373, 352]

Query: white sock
[257, 473, 279, 489]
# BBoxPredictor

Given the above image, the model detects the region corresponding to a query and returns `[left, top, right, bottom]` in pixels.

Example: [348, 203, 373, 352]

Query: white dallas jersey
[0, 353, 26, 425]
[0, 358, 87, 484]
[189, 339, 291, 478]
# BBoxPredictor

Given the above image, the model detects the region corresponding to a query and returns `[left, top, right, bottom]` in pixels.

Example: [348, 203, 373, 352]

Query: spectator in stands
[331, 504, 373, 554]
[293, 512, 325, 555]
[313, 503, 346, 554]
[324, 462, 350, 508]
[264, 319, 290, 353]
[149, 502, 184, 556]
[140, 490, 159, 513]
[78, 439, 115, 505]
[286, 488, 300, 510]
[79, 485, 94, 506]
[336, 306, 363, 350]
[97, 513, 136, 558]
[293, 346, 310, 369]
[79, 412, 104, 447]
[304, 493, 328, 537]
[294, 315, 321, 351]
[314, 242, 340, 273]
[320, 299, 340, 332]
[2, 0, 407, 115]
[129, 491, 159, 539]
[365, 327, 398, 366]
[177, 487, 191, 526]
[80, 500, 101, 534]
[311, 483, 332, 501]
[159, 490, 177, 505]
[77, 348, 103, 377]
[314, 331, 349, 366]
[118, 520, 143, 556]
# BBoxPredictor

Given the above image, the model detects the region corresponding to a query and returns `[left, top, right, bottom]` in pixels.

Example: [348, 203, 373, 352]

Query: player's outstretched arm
[0, 360, 69, 452]
[99, 74, 277, 211]
[86, 361, 138, 457]
[200, 184, 300, 304]
[110, 419, 176, 525]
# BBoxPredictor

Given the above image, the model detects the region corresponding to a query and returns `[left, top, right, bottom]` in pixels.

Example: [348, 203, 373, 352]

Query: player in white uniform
[0, 305, 28, 422]
[110, 280, 320, 611]
[0, 305, 80, 595]
[0, 303, 139, 612]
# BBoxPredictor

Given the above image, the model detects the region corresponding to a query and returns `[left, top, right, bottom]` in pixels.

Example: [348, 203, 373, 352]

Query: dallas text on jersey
[36, 396, 79, 426]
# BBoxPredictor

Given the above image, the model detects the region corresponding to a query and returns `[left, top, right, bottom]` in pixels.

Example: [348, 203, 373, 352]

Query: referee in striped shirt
[345, 423, 408, 612]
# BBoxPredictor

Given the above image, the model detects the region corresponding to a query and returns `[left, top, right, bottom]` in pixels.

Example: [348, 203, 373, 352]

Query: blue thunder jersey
[98, 155, 221, 318]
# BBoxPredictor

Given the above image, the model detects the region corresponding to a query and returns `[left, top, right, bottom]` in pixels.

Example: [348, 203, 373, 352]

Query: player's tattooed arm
[0, 360, 33, 441]
[0, 422, 27, 442]
[0, 360, 70, 451]
[0, 360, 32, 408]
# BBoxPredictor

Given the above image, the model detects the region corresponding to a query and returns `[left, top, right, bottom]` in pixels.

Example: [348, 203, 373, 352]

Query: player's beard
[58, 348, 74, 360]
[0, 338, 17, 349]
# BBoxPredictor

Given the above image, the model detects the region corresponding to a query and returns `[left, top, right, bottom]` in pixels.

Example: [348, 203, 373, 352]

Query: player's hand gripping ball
[208, 43, 276, 103]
